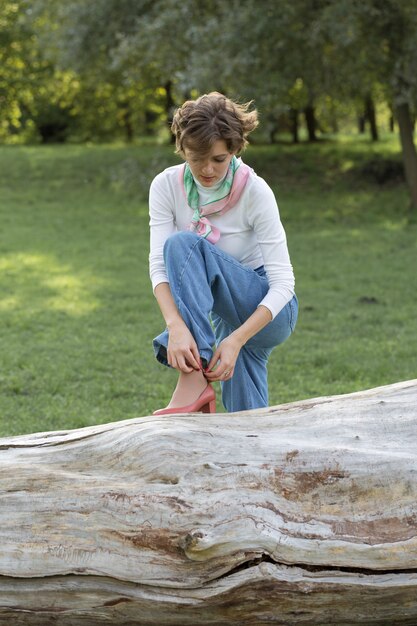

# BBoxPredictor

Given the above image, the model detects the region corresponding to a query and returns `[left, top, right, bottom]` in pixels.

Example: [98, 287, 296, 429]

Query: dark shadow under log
[0, 380, 416, 625]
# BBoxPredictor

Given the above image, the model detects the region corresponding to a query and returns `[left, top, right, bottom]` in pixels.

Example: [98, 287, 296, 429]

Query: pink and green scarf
[181, 156, 251, 244]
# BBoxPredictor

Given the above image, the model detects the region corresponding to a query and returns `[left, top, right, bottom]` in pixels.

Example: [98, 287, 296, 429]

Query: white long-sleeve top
[148, 163, 295, 319]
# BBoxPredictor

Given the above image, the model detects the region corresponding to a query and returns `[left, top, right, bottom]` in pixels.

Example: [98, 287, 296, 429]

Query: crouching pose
[149, 92, 298, 414]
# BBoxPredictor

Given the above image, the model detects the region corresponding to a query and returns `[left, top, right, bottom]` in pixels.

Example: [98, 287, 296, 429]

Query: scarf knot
[181, 156, 251, 244]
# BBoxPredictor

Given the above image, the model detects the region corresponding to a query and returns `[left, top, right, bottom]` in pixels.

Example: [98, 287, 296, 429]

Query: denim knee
[163, 231, 201, 262]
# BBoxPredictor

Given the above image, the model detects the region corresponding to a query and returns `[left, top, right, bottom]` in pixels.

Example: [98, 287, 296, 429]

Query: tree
[0, 0, 49, 141]
[30, 0, 198, 134]
[0, 380, 416, 623]
[0, 1, 83, 143]
[5, 0, 417, 181]
[321, 0, 417, 215]
[181, 0, 347, 143]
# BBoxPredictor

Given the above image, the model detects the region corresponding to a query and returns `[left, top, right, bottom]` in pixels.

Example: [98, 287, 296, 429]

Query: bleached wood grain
[0, 379, 416, 624]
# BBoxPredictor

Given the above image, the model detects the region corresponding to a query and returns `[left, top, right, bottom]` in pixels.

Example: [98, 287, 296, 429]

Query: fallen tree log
[0, 379, 416, 625]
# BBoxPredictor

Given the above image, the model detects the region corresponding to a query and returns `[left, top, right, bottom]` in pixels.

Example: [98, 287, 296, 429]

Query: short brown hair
[171, 92, 259, 158]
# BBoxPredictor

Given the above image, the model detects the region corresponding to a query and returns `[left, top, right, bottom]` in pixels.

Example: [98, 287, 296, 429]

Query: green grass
[0, 135, 416, 436]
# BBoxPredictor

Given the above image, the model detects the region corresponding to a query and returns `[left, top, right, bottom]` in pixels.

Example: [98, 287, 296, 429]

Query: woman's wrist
[229, 329, 246, 348]
[167, 316, 186, 331]
[154, 282, 186, 330]
[232, 305, 273, 346]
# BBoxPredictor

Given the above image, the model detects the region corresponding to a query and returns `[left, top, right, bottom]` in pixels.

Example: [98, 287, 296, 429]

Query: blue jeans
[153, 232, 298, 412]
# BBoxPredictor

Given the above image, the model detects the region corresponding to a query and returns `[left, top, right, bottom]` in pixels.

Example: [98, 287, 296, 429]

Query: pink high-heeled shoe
[153, 384, 216, 416]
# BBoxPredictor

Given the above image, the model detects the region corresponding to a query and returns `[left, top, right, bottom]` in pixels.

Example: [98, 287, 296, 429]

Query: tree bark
[365, 94, 379, 141]
[388, 103, 395, 133]
[289, 107, 299, 143]
[358, 113, 366, 134]
[0, 379, 417, 625]
[165, 80, 176, 144]
[395, 101, 417, 215]
[120, 103, 134, 143]
[304, 103, 317, 141]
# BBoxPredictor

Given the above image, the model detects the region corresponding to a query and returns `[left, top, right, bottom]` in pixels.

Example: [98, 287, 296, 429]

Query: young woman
[149, 92, 298, 415]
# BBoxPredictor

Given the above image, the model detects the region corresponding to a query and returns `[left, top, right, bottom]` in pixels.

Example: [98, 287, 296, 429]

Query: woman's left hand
[204, 333, 243, 382]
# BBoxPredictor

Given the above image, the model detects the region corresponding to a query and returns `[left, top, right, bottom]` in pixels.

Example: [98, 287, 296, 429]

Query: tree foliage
[320, 0, 417, 210]
[0, 0, 47, 140]
[1, 0, 417, 155]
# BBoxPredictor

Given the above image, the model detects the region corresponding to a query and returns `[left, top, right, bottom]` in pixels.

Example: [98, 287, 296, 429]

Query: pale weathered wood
[0, 379, 416, 625]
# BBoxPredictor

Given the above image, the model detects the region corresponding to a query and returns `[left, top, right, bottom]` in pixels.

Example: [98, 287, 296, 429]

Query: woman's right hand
[167, 321, 202, 373]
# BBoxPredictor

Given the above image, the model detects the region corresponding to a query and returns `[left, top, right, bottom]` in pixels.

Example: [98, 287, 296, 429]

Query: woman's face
[184, 140, 235, 187]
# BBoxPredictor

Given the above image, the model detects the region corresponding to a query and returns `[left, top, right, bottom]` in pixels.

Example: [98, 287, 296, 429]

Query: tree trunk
[304, 103, 317, 141]
[389, 115, 395, 132]
[395, 101, 417, 215]
[121, 104, 134, 143]
[269, 119, 279, 144]
[358, 114, 366, 134]
[144, 108, 158, 135]
[388, 103, 395, 132]
[365, 94, 379, 141]
[165, 80, 176, 144]
[0, 379, 417, 625]
[289, 107, 299, 143]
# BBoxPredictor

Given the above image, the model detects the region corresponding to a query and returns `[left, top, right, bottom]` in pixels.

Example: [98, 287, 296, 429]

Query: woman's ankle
[168, 370, 207, 408]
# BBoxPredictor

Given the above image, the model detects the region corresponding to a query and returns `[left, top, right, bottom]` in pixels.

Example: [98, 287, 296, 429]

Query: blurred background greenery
[1, 1, 416, 435]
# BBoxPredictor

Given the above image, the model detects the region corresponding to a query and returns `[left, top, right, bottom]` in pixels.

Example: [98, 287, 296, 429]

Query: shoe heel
[202, 398, 216, 413]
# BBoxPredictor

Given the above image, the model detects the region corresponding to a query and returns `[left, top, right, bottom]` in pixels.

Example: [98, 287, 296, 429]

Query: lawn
[0, 135, 416, 436]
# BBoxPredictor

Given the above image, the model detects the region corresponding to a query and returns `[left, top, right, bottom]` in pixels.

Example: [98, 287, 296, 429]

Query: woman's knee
[163, 231, 201, 261]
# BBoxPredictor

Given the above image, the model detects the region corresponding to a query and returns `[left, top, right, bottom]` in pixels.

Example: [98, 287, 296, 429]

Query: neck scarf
[180, 156, 251, 244]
